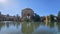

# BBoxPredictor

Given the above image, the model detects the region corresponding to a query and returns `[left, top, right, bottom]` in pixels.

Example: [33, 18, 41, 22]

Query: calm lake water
[0, 21, 60, 34]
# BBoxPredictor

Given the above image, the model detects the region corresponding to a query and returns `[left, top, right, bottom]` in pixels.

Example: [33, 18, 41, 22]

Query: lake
[0, 21, 60, 34]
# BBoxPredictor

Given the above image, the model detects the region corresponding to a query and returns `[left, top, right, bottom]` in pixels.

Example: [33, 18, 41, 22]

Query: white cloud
[0, 0, 8, 4]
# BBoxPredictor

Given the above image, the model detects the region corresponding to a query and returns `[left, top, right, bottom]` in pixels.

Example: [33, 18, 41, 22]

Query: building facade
[21, 8, 34, 21]
[0, 12, 20, 21]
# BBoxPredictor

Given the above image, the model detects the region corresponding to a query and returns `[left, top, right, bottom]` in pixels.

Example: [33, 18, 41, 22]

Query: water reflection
[21, 22, 40, 34]
[57, 23, 60, 32]
[0, 21, 59, 34]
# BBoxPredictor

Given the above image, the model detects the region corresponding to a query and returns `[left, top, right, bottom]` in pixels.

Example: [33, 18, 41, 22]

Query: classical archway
[21, 8, 34, 21]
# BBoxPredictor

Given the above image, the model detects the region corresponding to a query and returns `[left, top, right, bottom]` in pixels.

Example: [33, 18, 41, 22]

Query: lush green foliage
[32, 13, 40, 22]
[49, 14, 55, 22]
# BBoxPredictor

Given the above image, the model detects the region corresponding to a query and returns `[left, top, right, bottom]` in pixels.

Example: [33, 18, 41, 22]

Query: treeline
[39, 11, 60, 22]
[23, 11, 60, 22]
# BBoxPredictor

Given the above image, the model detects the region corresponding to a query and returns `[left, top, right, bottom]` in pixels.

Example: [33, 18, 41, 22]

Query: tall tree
[49, 14, 55, 22]
[58, 11, 60, 18]
[16, 14, 20, 21]
[33, 13, 40, 22]
[58, 11, 60, 22]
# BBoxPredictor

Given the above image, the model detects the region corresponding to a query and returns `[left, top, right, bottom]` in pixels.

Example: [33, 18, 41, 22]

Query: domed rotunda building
[21, 8, 34, 21]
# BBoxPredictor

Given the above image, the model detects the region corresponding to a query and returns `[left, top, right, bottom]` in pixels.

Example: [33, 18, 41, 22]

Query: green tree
[16, 14, 20, 21]
[49, 14, 55, 22]
[58, 11, 60, 22]
[58, 11, 60, 19]
[33, 13, 40, 22]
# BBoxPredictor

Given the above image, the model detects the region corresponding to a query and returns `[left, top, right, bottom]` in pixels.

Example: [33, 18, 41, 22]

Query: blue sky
[0, 0, 60, 16]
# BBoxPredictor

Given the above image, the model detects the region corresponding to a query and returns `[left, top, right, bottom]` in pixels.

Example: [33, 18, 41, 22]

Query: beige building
[21, 8, 34, 21]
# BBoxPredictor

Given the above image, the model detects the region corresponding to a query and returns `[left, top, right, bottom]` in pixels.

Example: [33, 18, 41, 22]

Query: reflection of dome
[22, 23, 34, 34]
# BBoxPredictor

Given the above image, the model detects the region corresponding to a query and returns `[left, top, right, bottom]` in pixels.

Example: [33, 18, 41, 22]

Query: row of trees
[44, 11, 60, 22]
[23, 11, 60, 22]
[29, 11, 60, 22]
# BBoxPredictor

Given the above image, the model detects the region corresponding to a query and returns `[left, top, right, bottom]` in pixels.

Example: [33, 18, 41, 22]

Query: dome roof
[24, 8, 32, 9]
[22, 8, 33, 11]
[21, 8, 34, 16]
[22, 8, 34, 13]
